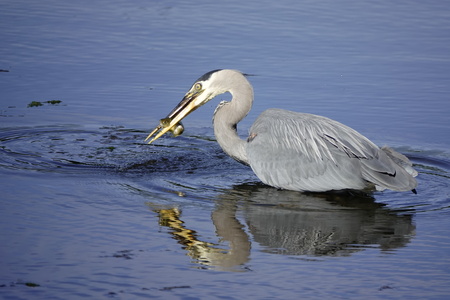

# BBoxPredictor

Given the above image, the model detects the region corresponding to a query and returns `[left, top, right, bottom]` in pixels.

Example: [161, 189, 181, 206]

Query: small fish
[170, 121, 184, 137]
[145, 118, 184, 142]
[160, 118, 184, 137]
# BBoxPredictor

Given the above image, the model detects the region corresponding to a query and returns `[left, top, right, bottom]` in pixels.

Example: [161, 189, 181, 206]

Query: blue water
[1, 0, 450, 299]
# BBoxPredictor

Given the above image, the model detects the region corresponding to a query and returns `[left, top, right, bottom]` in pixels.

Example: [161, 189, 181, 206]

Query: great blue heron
[145, 69, 418, 193]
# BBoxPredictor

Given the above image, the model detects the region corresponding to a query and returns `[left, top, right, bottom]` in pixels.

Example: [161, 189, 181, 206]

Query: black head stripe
[196, 69, 223, 82]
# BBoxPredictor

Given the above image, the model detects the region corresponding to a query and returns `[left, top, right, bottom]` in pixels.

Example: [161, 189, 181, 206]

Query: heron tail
[361, 146, 418, 192]
[381, 146, 418, 177]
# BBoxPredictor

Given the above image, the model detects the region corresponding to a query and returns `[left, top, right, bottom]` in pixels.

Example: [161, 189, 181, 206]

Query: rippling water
[1, 1, 450, 299]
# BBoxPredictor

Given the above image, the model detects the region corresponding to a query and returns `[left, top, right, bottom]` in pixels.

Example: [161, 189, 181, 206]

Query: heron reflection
[148, 203, 250, 271]
[146, 184, 415, 271]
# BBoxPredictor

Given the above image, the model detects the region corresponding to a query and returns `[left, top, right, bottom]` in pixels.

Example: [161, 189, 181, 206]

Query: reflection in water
[237, 186, 415, 257]
[0, 124, 419, 270]
[148, 204, 250, 272]
[147, 184, 415, 271]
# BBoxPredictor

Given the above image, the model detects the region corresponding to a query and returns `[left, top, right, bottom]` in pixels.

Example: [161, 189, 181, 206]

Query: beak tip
[144, 125, 162, 144]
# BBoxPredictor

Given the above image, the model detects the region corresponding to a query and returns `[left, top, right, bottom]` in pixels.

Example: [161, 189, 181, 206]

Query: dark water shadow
[0, 125, 231, 176]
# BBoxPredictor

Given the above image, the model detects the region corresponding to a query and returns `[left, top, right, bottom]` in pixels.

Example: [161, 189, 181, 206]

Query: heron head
[145, 69, 226, 144]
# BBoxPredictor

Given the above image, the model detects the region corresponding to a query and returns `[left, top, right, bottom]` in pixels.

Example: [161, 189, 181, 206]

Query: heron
[145, 69, 418, 193]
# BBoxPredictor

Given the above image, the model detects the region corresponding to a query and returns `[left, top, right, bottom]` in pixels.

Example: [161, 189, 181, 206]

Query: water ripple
[0, 125, 238, 176]
[0, 125, 449, 215]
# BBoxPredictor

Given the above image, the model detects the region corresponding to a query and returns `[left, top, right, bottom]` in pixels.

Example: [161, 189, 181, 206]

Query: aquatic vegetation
[27, 101, 43, 108]
[27, 100, 62, 107]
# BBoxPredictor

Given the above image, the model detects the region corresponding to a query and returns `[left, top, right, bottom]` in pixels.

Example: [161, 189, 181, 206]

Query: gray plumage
[147, 69, 418, 193]
[245, 109, 417, 192]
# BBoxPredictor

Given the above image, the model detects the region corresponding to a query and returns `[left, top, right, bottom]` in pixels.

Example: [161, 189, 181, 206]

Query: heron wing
[246, 109, 416, 192]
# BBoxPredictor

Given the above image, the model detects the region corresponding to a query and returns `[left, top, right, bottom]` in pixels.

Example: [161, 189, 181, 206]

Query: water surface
[1, 1, 450, 299]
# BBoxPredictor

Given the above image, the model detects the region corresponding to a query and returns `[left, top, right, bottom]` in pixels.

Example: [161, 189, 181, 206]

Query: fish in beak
[145, 83, 207, 144]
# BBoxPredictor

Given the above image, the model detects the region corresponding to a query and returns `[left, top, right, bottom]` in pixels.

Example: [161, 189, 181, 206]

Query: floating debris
[27, 101, 43, 108]
[46, 100, 62, 105]
[1, 280, 41, 288]
[27, 100, 63, 108]
[159, 285, 191, 291]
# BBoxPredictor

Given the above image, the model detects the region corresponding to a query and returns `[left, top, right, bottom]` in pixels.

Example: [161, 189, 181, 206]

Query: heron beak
[145, 89, 204, 144]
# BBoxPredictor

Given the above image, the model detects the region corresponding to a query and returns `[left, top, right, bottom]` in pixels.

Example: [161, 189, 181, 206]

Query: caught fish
[145, 119, 184, 143]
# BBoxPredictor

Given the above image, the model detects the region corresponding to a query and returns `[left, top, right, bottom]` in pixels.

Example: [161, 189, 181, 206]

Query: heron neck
[213, 81, 253, 165]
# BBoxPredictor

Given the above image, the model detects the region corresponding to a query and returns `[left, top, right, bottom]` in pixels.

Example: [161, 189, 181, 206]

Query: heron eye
[194, 83, 202, 91]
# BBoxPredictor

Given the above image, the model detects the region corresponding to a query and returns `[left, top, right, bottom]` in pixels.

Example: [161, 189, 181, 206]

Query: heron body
[146, 69, 418, 193]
